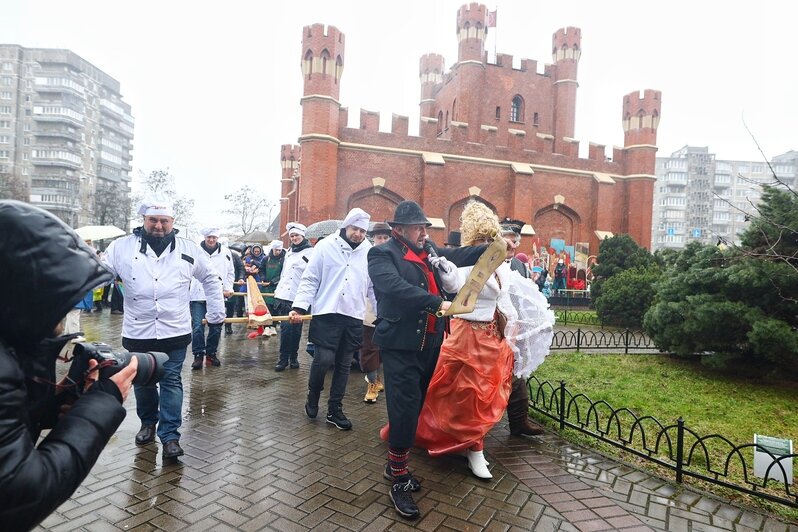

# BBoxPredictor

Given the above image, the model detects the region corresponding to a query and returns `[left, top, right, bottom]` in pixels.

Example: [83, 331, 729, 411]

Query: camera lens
[131, 352, 168, 386]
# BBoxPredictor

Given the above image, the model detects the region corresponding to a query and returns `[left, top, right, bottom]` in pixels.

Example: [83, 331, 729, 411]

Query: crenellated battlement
[622, 89, 662, 131]
[281, 144, 301, 162]
[457, 2, 488, 28]
[552, 27, 581, 62]
[301, 23, 345, 52]
[419, 53, 445, 83]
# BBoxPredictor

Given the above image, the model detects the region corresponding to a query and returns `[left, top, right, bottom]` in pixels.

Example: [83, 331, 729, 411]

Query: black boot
[191, 355, 204, 370]
[507, 377, 543, 435]
[225, 324, 233, 335]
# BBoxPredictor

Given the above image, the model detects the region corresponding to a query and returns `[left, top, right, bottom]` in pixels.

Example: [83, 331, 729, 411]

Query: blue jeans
[135, 346, 187, 444]
[275, 299, 302, 364]
[190, 301, 222, 355]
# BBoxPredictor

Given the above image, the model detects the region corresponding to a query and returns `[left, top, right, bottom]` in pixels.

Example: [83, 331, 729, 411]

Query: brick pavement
[36, 312, 797, 531]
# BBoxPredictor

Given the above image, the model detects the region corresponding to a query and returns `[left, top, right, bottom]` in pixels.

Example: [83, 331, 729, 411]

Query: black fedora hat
[446, 230, 461, 247]
[387, 200, 431, 227]
[368, 221, 392, 236]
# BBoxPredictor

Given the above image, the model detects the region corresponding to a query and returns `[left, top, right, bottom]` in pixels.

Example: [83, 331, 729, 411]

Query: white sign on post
[753, 434, 793, 485]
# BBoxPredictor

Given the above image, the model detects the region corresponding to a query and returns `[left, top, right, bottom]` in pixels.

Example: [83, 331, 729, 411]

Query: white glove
[430, 257, 459, 292]
[430, 256, 454, 274]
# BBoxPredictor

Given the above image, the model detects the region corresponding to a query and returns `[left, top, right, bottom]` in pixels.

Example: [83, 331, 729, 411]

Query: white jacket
[273, 245, 313, 303]
[102, 233, 226, 339]
[189, 244, 234, 301]
[292, 232, 377, 320]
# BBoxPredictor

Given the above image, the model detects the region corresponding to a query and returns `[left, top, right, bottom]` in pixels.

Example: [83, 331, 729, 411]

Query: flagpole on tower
[487, 5, 498, 59]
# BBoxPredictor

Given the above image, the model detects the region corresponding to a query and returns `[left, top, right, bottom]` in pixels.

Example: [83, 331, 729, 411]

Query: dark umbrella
[305, 219, 343, 240]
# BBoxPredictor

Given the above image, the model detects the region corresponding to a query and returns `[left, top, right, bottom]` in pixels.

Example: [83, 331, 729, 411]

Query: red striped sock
[388, 446, 410, 478]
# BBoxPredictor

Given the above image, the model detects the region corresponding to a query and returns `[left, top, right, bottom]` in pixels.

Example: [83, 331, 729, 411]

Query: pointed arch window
[335, 56, 343, 84]
[452, 98, 457, 122]
[320, 50, 331, 76]
[303, 50, 313, 79]
[437, 110, 443, 136]
[510, 95, 524, 123]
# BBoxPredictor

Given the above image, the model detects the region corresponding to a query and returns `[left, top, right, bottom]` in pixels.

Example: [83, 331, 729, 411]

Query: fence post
[625, 329, 630, 354]
[676, 417, 684, 484]
[563, 309, 568, 326]
[576, 329, 581, 352]
[559, 380, 566, 431]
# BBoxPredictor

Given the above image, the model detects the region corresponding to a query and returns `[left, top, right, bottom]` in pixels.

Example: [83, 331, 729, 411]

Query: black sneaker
[305, 397, 318, 419]
[274, 361, 288, 372]
[205, 354, 221, 367]
[389, 477, 420, 519]
[289, 359, 300, 369]
[383, 463, 421, 492]
[191, 355, 204, 370]
[224, 324, 233, 335]
[326, 409, 352, 430]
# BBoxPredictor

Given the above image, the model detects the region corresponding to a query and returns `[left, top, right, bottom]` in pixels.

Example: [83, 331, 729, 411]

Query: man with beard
[189, 227, 234, 369]
[289, 208, 377, 431]
[102, 199, 225, 460]
[367, 200, 486, 519]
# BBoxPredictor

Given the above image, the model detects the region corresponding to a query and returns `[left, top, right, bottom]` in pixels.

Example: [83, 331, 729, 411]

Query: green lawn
[530, 352, 798, 520]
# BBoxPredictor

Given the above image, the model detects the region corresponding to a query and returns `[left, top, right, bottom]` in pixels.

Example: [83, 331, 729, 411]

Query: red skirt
[380, 317, 514, 456]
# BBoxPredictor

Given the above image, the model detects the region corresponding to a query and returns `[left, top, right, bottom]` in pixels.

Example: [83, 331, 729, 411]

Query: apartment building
[652, 146, 797, 250]
[0, 45, 134, 227]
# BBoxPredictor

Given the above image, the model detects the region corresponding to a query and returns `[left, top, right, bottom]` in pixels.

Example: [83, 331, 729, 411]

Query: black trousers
[381, 345, 441, 449]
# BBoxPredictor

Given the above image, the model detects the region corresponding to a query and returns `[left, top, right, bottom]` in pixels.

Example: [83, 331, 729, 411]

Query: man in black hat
[500, 217, 546, 438]
[444, 230, 461, 248]
[367, 200, 486, 519]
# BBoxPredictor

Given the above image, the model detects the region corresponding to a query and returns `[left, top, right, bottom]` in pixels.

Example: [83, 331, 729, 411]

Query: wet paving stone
[34, 311, 796, 531]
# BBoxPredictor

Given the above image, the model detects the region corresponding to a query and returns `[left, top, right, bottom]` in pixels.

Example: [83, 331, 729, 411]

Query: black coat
[367, 238, 484, 351]
[0, 200, 126, 531]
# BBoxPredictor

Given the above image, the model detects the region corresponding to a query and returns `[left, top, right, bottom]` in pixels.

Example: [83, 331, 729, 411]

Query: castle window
[437, 110, 443, 135]
[452, 99, 457, 121]
[335, 56, 343, 84]
[445, 110, 449, 130]
[320, 49, 331, 76]
[303, 50, 314, 79]
[510, 95, 524, 123]
[495, 106, 501, 120]
[533, 112, 539, 127]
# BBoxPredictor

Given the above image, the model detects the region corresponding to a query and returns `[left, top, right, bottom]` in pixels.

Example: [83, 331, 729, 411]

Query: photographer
[0, 200, 136, 531]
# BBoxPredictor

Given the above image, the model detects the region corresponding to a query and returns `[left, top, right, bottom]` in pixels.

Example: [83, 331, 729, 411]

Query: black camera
[66, 342, 168, 393]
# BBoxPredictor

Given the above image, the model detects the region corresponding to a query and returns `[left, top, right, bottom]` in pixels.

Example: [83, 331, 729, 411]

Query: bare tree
[94, 180, 131, 229]
[224, 185, 276, 235]
[0, 172, 29, 201]
[131, 168, 195, 226]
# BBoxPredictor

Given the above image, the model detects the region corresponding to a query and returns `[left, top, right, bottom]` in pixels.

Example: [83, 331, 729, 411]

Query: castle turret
[551, 27, 581, 153]
[419, 53, 444, 119]
[298, 24, 345, 222]
[456, 3, 488, 63]
[622, 89, 662, 250]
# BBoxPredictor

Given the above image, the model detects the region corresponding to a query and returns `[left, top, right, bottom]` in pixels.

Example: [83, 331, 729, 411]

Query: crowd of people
[0, 196, 556, 527]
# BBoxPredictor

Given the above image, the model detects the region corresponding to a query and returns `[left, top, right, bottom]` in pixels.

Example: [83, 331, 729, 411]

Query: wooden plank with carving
[438, 237, 507, 316]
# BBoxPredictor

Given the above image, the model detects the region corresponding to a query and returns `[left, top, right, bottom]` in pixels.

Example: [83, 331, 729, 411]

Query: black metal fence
[527, 377, 798, 509]
[551, 328, 660, 353]
[554, 309, 603, 327]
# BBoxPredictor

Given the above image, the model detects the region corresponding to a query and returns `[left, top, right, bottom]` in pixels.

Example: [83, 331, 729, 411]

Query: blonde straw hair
[460, 201, 501, 246]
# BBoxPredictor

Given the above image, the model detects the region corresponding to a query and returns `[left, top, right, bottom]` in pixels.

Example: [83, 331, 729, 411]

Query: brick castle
[280, 2, 661, 263]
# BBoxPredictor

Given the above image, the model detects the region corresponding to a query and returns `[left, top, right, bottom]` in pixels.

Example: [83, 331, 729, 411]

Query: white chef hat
[200, 227, 220, 238]
[341, 208, 370, 231]
[286, 222, 306, 237]
[270, 240, 284, 251]
[137, 198, 174, 218]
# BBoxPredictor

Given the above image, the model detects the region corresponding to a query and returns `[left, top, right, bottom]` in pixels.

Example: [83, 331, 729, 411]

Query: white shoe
[269, 326, 278, 336]
[466, 450, 492, 479]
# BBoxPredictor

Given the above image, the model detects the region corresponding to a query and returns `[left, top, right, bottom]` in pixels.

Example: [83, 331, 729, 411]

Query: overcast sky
[4, 0, 796, 230]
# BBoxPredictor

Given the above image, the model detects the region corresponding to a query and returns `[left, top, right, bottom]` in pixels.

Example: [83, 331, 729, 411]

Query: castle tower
[279, 144, 301, 235]
[551, 27, 581, 153]
[622, 89, 662, 249]
[419, 53, 444, 119]
[298, 23, 345, 222]
[456, 3, 488, 63]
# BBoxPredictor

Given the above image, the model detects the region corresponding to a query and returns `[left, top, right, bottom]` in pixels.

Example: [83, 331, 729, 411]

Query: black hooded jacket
[0, 200, 127, 531]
